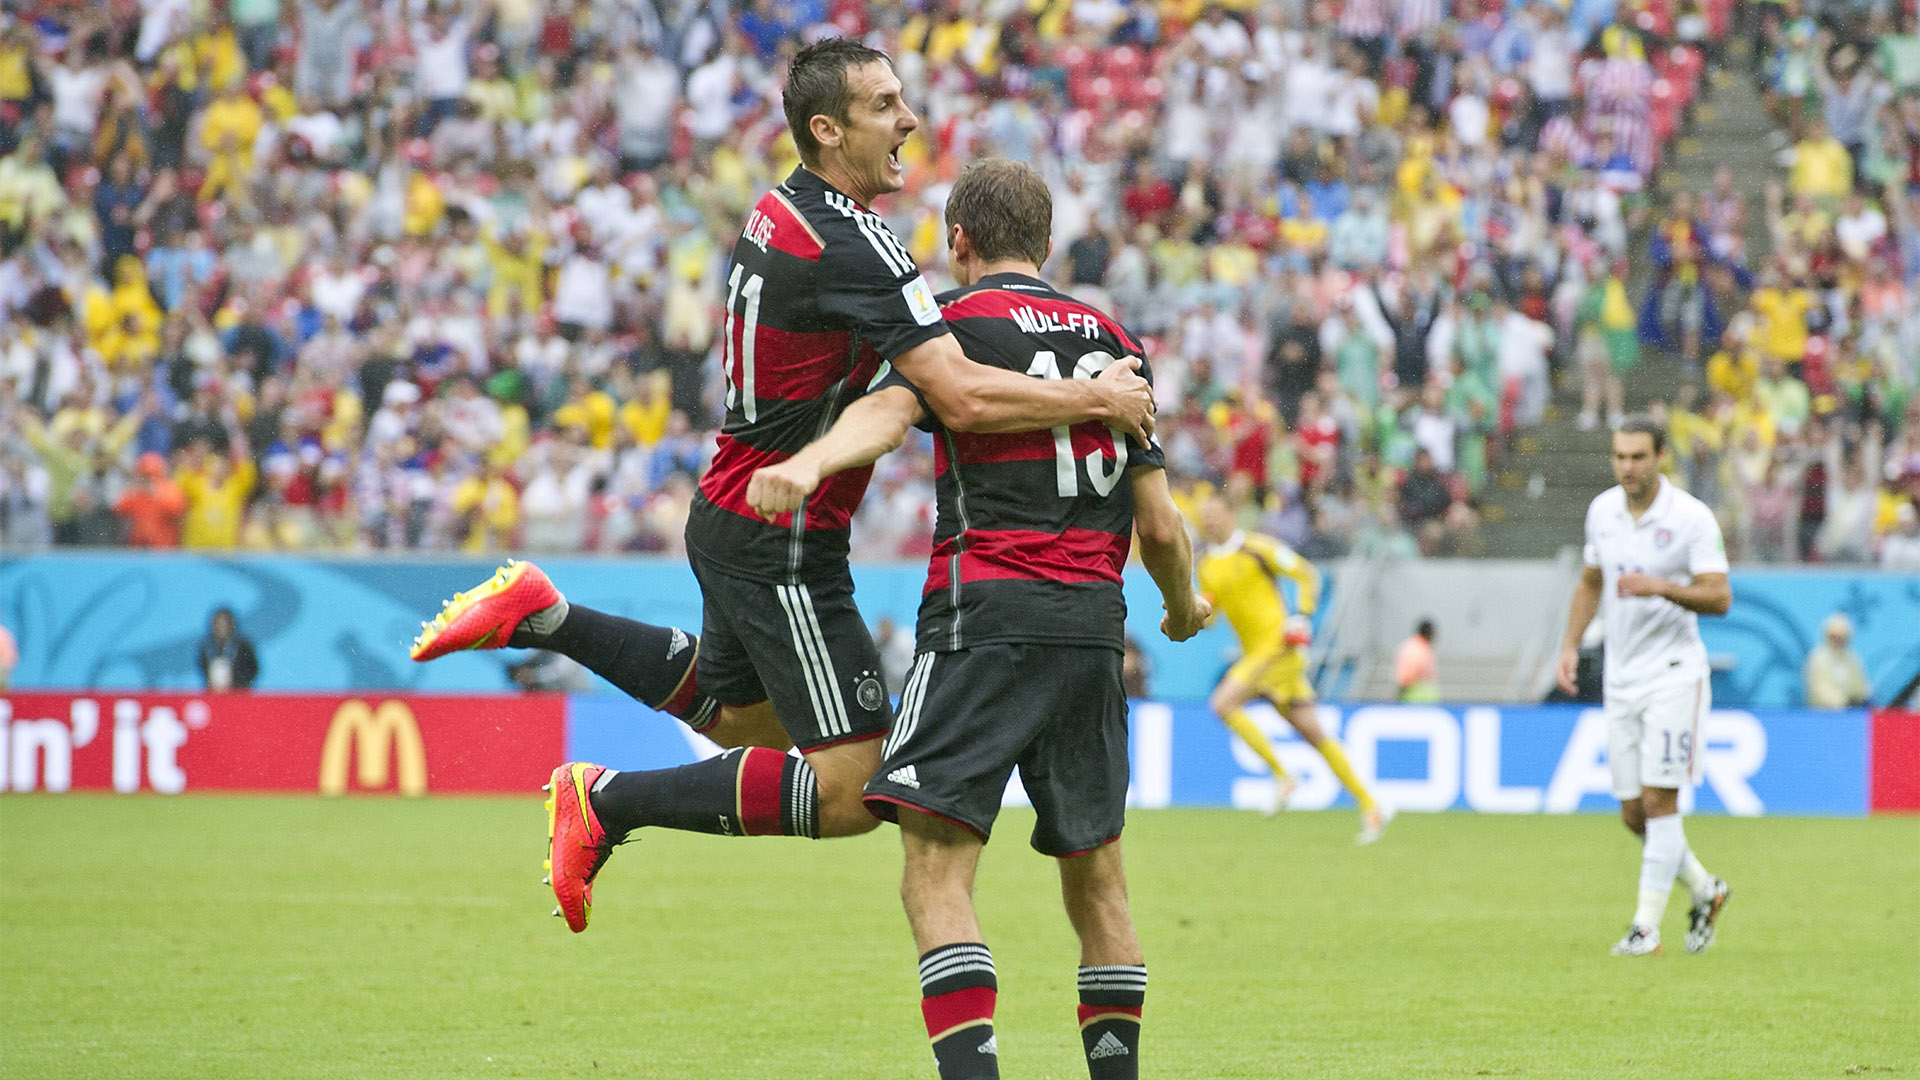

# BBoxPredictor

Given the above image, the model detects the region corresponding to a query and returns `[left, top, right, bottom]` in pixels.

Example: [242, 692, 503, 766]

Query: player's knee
[811, 772, 882, 838]
[1619, 802, 1646, 836]
[1641, 787, 1680, 818]
[817, 803, 882, 838]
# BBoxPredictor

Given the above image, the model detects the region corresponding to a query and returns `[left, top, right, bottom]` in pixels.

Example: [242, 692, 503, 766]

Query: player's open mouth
[887, 145, 903, 172]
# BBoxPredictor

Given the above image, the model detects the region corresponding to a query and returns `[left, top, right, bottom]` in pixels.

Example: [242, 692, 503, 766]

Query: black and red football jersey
[876, 272, 1166, 653]
[686, 167, 952, 582]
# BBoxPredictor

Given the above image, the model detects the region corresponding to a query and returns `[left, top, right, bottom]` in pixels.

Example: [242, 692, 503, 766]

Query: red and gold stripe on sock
[733, 747, 787, 836]
[924, 986, 997, 1043]
[1077, 1005, 1143, 1030]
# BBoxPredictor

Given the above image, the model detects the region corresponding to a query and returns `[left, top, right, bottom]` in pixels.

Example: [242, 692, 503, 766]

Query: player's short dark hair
[1417, 618, 1436, 640]
[1613, 414, 1667, 456]
[945, 158, 1052, 267]
[784, 37, 893, 165]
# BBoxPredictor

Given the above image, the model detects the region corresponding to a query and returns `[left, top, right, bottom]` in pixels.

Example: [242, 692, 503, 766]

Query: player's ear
[950, 224, 972, 262]
[809, 113, 842, 154]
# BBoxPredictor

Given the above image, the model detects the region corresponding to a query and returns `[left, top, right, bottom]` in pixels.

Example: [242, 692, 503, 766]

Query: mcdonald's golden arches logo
[319, 700, 427, 796]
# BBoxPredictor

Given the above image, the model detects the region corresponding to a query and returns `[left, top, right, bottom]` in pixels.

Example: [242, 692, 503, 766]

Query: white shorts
[1605, 677, 1710, 799]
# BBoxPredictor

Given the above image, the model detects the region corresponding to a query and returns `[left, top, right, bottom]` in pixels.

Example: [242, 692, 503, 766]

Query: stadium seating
[0, 0, 1907, 565]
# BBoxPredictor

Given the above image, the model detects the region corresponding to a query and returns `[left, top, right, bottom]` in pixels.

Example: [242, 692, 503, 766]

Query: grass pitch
[2, 798, 1914, 1079]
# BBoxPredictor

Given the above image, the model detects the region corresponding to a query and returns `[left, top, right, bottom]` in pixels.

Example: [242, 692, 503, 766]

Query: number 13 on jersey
[1026, 349, 1128, 497]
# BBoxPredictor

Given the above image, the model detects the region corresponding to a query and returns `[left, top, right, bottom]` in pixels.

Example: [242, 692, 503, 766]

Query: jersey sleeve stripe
[764, 189, 825, 258]
[823, 191, 914, 277]
[857, 199, 919, 274]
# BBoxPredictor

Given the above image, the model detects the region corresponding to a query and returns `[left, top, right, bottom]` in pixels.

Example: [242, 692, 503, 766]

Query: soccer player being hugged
[1194, 493, 1389, 842]
[1556, 416, 1732, 956]
[749, 157, 1208, 1080]
[408, 39, 1154, 933]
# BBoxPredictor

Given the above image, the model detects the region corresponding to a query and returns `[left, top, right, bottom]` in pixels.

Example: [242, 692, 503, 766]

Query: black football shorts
[688, 549, 891, 752]
[863, 643, 1128, 856]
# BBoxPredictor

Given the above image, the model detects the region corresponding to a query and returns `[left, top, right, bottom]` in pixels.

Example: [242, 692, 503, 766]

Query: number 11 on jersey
[724, 265, 764, 422]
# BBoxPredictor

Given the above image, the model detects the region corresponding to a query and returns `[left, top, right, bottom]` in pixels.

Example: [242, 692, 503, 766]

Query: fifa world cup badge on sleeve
[903, 276, 941, 325]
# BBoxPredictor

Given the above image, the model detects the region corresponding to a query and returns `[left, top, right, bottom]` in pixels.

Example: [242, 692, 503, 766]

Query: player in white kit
[1556, 417, 1734, 956]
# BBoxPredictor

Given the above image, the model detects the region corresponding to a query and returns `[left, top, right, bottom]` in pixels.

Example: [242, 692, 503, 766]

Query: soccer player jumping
[1557, 416, 1733, 956]
[410, 40, 1155, 933]
[1194, 493, 1388, 841]
[749, 158, 1208, 1080]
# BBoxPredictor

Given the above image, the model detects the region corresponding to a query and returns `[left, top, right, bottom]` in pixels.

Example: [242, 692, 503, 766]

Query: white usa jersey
[1583, 478, 1729, 694]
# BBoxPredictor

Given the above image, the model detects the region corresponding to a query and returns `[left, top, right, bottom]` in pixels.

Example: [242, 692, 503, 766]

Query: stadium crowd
[1649, 3, 1920, 569]
[0, 0, 1910, 566]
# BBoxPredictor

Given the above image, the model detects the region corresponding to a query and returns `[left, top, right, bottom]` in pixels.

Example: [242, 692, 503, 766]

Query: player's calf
[901, 811, 998, 1080]
[584, 735, 880, 841]
[1060, 844, 1145, 1080]
[529, 605, 725, 731]
[591, 746, 823, 839]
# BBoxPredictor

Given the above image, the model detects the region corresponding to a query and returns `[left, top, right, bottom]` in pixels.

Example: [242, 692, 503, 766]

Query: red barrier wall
[1870, 710, 1920, 813]
[0, 693, 562, 794]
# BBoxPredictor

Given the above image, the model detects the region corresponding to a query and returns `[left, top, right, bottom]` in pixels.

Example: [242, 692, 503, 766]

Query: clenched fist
[1161, 594, 1213, 642]
[746, 458, 822, 521]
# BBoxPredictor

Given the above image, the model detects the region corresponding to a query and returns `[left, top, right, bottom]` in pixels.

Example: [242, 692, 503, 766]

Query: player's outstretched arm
[745, 387, 925, 521]
[1616, 571, 1731, 615]
[1130, 467, 1211, 642]
[1556, 564, 1604, 694]
[891, 333, 1154, 440]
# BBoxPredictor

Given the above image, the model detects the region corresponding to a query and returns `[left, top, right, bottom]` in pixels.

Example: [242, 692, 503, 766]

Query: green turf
[1, 798, 1915, 1079]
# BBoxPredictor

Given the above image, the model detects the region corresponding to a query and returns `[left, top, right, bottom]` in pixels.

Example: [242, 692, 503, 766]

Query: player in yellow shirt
[1196, 494, 1390, 843]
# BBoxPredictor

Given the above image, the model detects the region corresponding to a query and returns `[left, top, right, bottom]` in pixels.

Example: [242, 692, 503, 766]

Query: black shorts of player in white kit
[684, 166, 951, 752]
[860, 271, 1165, 855]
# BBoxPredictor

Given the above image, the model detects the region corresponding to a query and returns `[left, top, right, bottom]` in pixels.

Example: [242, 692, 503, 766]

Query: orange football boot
[411, 560, 563, 661]
[544, 762, 617, 933]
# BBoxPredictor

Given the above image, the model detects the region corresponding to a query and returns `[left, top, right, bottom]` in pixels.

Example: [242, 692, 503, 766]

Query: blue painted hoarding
[3, 554, 1914, 708]
[565, 698, 1870, 818]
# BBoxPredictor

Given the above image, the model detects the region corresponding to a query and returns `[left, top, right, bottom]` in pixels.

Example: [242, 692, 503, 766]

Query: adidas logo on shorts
[887, 765, 920, 789]
[1088, 1032, 1130, 1059]
[667, 628, 690, 660]
[977, 1036, 997, 1056]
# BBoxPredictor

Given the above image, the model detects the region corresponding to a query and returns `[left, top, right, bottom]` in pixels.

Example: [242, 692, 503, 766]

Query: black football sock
[919, 943, 1000, 1080]
[589, 747, 817, 838]
[1077, 965, 1145, 1080]
[515, 606, 718, 727]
